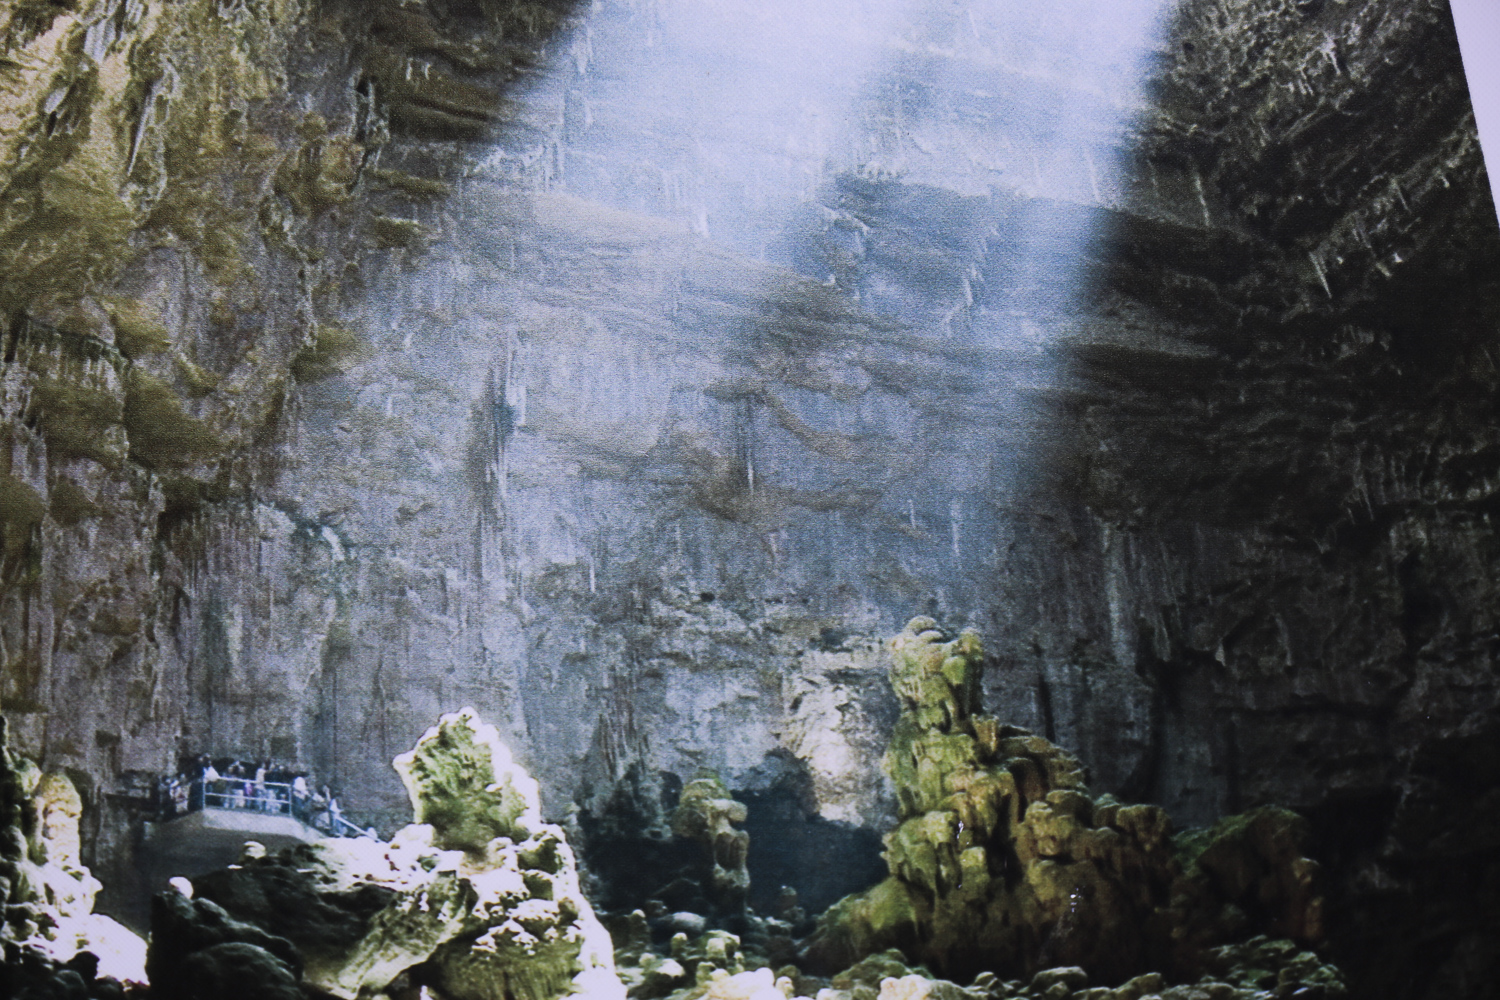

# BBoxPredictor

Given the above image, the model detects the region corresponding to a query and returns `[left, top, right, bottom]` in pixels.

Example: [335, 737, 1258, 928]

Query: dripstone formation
[0, 636, 1354, 1000]
[802, 619, 1328, 987]
[586, 622, 1351, 1000]
[669, 773, 752, 923]
[0, 1, 1493, 997]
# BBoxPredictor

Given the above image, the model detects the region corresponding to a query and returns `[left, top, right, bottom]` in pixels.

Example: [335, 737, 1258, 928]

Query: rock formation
[155, 707, 623, 1000]
[146, 888, 307, 1000]
[669, 772, 751, 921]
[614, 937, 1348, 1000]
[0, 716, 146, 996]
[802, 619, 1328, 986]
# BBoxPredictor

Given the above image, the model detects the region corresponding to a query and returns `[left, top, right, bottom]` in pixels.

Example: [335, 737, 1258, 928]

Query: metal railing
[177, 778, 370, 838]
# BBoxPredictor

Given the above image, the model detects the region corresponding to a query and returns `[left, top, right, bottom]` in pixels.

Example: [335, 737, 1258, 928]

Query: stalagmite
[801, 619, 1337, 988]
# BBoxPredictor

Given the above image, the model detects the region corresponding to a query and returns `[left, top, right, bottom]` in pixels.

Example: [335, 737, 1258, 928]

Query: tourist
[202, 760, 221, 808]
[291, 774, 310, 821]
[228, 764, 246, 809]
[154, 776, 172, 820]
[310, 787, 329, 831]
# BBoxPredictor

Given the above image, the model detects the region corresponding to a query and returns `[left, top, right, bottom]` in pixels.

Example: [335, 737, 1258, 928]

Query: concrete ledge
[146, 808, 322, 846]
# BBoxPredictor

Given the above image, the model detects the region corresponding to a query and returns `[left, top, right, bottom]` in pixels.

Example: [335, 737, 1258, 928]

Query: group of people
[154, 754, 351, 835]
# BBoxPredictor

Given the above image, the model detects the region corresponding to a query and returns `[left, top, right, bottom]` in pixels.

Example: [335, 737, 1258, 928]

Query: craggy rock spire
[393, 705, 546, 854]
[803, 618, 1331, 987]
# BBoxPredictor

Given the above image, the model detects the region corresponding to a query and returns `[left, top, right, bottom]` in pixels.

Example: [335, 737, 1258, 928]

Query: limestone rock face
[0, 0, 578, 920]
[181, 708, 623, 1000]
[803, 620, 1328, 986]
[0, 2, 1491, 997]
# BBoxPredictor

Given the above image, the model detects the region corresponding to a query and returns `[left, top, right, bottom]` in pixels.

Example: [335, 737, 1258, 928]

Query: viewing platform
[126, 778, 371, 931]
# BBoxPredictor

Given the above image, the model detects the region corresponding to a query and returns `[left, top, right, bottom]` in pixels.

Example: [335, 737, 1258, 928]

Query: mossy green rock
[670, 771, 750, 916]
[393, 706, 543, 853]
[803, 620, 1333, 988]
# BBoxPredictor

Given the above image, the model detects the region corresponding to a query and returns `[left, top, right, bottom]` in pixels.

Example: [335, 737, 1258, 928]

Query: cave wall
[0, 1, 1495, 997]
[1004, 1, 1500, 992]
[0, 0, 584, 918]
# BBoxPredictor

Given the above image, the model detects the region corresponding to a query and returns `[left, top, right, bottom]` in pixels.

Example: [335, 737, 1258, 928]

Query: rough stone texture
[0, 0, 582, 920]
[0, 2, 1492, 998]
[1000, 4, 1500, 994]
[801, 619, 1327, 987]
[393, 705, 544, 855]
[612, 939, 1348, 1000]
[0, 717, 145, 988]
[670, 772, 750, 920]
[178, 707, 624, 1000]
[145, 889, 306, 1000]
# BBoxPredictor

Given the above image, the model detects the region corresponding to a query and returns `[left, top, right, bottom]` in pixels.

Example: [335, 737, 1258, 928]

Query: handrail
[327, 813, 369, 838]
[163, 777, 371, 838]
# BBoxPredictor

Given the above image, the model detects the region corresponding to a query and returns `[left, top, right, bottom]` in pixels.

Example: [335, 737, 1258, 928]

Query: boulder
[145, 889, 304, 998]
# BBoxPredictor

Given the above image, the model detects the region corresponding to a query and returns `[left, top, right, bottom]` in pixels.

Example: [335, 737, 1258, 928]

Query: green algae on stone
[122, 368, 223, 469]
[0, 476, 45, 572]
[291, 324, 364, 383]
[363, 44, 507, 140]
[174, 355, 224, 398]
[368, 213, 428, 249]
[803, 618, 1336, 988]
[47, 480, 100, 526]
[28, 371, 125, 466]
[368, 166, 453, 199]
[273, 119, 362, 216]
[105, 299, 172, 359]
[158, 469, 234, 527]
[393, 706, 543, 853]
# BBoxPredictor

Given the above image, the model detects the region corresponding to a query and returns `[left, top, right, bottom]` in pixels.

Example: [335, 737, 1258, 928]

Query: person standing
[202, 760, 221, 808]
[228, 763, 246, 809]
[292, 773, 310, 821]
